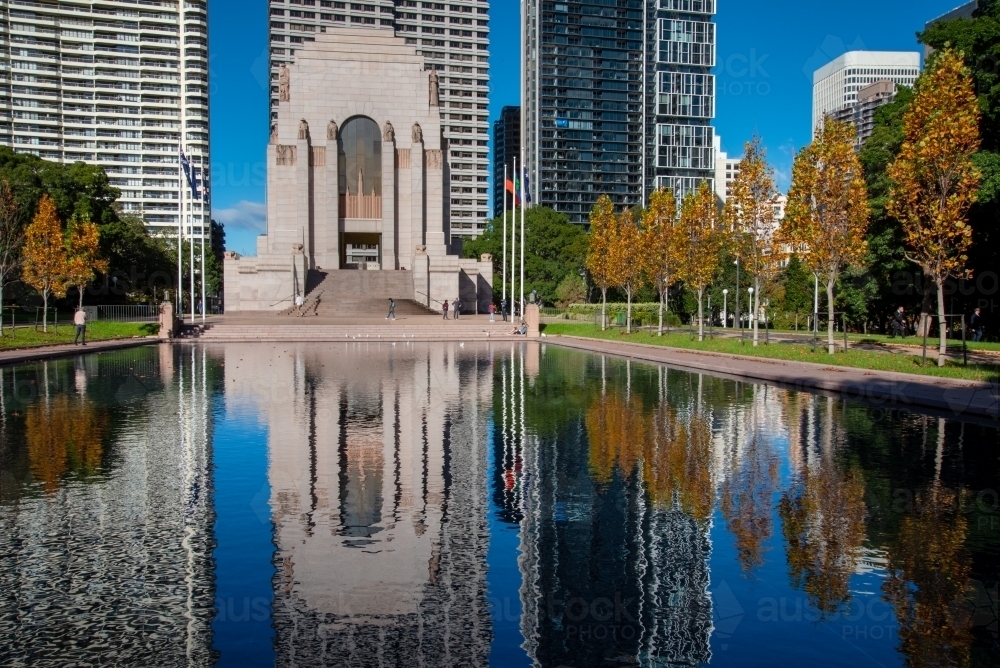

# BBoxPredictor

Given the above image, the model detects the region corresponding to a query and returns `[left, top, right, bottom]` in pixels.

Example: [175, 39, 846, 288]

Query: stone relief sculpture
[429, 70, 440, 107]
[298, 119, 310, 140]
[276, 145, 297, 166]
[270, 124, 277, 144]
[278, 64, 290, 102]
[382, 121, 395, 142]
[327, 120, 339, 140]
[426, 149, 442, 169]
[412, 122, 423, 143]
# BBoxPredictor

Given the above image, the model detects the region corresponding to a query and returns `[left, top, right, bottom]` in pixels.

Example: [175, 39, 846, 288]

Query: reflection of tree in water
[26, 396, 109, 492]
[721, 429, 779, 575]
[884, 488, 974, 668]
[779, 395, 867, 615]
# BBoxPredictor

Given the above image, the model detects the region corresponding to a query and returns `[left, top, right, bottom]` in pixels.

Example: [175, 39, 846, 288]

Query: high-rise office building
[812, 51, 920, 135]
[267, 0, 490, 239]
[0, 0, 211, 241]
[831, 80, 897, 150]
[492, 104, 518, 218]
[522, 0, 717, 224]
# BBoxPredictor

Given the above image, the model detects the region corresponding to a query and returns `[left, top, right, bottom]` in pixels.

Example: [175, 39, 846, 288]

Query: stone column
[296, 120, 312, 267]
[382, 131, 396, 270]
[425, 148, 446, 253]
[411, 135, 425, 261]
[327, 122, 340, 268]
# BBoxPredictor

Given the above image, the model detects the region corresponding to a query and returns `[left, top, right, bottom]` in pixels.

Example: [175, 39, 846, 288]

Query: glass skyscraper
[523, 0, 716, 223]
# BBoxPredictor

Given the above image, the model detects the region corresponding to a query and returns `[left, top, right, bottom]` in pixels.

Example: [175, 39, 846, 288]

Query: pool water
[0, 342, 996, 667]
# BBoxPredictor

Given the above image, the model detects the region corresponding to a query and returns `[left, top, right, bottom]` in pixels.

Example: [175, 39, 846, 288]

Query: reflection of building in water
[0, 347, 215, 666]
[224, 342, 493, 665]
[502, 350, 713, 667]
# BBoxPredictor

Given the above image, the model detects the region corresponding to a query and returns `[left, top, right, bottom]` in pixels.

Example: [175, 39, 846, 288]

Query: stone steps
[180, 322, 519, 341]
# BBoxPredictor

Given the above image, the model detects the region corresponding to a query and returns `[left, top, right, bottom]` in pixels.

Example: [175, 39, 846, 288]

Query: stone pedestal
[525, 304, 541, 338]
[159, 302, 178, 339]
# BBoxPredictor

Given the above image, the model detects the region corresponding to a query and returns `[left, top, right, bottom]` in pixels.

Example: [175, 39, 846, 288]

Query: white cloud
[213, 200, 266, 234]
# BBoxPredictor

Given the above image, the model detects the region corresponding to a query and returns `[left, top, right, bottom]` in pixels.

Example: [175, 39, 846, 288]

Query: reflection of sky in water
[0, 342, 996, 667]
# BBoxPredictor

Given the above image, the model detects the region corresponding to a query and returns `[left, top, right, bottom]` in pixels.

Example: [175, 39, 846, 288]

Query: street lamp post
[722, 289, 728, 329]
[734, 259, 741, 342]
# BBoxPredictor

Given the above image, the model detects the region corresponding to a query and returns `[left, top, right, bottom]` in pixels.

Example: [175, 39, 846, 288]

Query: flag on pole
[523, 167, 532, 205]
[505, 174, 520, 206]
[180, 150, 200, 200]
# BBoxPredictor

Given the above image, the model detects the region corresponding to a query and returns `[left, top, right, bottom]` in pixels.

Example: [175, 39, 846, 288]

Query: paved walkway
[0, 337, 158, 367]
[548, 335, 1000, 423]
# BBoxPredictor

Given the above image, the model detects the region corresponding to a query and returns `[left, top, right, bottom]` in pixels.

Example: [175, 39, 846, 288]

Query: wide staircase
[283, 270, 438, 318]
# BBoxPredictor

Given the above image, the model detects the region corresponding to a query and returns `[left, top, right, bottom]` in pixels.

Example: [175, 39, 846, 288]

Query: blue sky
[209, 0, 961, 254]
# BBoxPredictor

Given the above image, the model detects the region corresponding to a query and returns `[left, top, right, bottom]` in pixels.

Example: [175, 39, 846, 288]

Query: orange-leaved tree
[725, 136, 778, 347]
[22, 194, 67, 333]
[66, 217, 108, 309]
[612, 208, 645, 334]
[887, 48, 981, 366]
[586, 195, 618, 331]
[641, 187, 678, 336]
[677, 181, 723, 341]
[784, 117, 869, 354]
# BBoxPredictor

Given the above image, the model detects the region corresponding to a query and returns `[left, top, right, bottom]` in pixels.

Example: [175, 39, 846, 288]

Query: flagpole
[502, 163, 507, 304]
[519, 161, 525, 313]
[511, 155, 517, 317]
[178, 148, 184, 314]
[189, 164, 195, 325]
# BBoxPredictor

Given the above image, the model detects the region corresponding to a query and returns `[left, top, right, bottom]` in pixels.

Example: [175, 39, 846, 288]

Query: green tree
[464, 206, 587, 306]
[780, 255, 813, 328]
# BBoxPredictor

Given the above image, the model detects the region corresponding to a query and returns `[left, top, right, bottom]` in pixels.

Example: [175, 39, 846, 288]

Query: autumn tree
[586, 195, 618, 330]
[641, 187, 678, 335]
[612, 208, 645, 333]
[677, 182, 723, 341]
[65, 217, 108, 309]
[0, 181, 24, 335]
[22, 194, 67, 333]
[784, 117, 870, 354]
[888, 49, 982, 366]
[725, 136, 779, 346]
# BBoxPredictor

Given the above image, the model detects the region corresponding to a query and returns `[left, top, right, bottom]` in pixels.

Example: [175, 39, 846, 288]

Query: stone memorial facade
[224, 29, 492, 312]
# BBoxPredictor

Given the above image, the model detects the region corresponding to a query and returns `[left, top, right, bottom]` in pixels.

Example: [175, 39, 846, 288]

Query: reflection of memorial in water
[0, 347, 215, 665]
[223, 342, 493, 665]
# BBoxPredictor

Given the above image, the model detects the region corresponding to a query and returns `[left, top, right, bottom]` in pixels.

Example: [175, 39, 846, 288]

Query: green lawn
[541, 323, 1000, 382]
[0, 322, 158, 350]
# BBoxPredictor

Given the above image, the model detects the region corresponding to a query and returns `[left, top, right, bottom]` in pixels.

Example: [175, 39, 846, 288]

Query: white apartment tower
[0, 0, 211, 240]
[812, 51, 920, 135]
[267, 0, 490, 239]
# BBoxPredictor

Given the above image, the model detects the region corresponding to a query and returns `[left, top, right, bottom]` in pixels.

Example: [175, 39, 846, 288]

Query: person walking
[73, 308, 87, 346]
[970, 307, 984, 342]
[891, 306, 907, 338]
[500, 298, 508, 322]
[442, 300, 449, 320]
[489, 302, 496, 322]
[386, 297, 396, 320]
[454, 298, 461, 320]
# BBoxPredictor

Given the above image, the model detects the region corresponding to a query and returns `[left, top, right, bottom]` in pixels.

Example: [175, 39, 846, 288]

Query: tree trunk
[663, 271, 670, 333]
[936, 275, 947, 367]
[657, 281, 664, 337]
[601, 288, 607, 331]
[626, 286, 633, 334]
[0, 275, 4, 336]
[78, 284, 85, 310]
[697, 286, 704, 342]
[827, 275, 836, 355]
[42, 288, 48, 333]
[752, 279, 760, 346]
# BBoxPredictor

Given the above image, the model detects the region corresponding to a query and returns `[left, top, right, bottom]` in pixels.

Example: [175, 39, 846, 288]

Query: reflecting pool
[0, 342, 997, 667]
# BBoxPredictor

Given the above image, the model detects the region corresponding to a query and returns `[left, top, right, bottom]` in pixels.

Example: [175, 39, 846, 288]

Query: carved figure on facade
[298, 119, 310, 140]
[382, 121, 395, 142]
[426, 149, 442, 170]
[429, 70, 440, 107]
[278, 64, 290, 102]
[327, 120, 339, 140]
[412, 122, 423, 143]
[270, 124, 277, 144]
[276, 145, 297, 166]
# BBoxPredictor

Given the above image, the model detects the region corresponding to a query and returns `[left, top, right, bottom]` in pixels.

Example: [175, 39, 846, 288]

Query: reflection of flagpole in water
[518, 343, 526, 513]
[181, 346, 198, 662]
[501, 350, 510, 507]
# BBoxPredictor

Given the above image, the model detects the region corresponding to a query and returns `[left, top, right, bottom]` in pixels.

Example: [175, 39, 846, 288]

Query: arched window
[338, 116, 382, 196]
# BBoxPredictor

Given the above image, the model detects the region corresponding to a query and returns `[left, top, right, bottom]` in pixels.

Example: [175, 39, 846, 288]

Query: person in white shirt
[73, 308, 87, 346]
